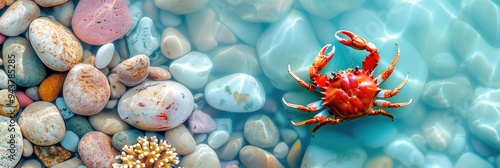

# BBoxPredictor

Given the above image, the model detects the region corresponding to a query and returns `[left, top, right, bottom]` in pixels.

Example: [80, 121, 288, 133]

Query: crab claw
[335, 30, 377, 53]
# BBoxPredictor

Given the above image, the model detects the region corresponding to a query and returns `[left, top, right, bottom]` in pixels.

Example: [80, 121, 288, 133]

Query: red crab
[282, 30, 412, 137]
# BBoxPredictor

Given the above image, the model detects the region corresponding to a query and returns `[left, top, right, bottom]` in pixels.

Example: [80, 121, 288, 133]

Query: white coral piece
[113, 136, 180, 168]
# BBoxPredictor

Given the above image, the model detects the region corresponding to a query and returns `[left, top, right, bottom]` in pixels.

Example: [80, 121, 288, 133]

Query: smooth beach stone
[217, 132, 245, 160]
[21, 159, 42, 168]
[169, 51, 212, 89]
[230, 0, 293, 22]
[301, 145, 366, 168]
[60, 131, 79, 152]
[34, 145, 71, 167]
[23, 138, 33, 157]
[364, 155, 393, 168]
[421, 75, 473, 108]
[194, 134, 207, 144]
[52, 0, 74, 27]
[207, 130, 230, 149]
[0, 69, 7, 89]
[215, 118, 233, 133]
[108, 51, 122, 68]
[89, 109, 131, 135]
[55, 97, 74, 120]
[0, 89, 20, 117]
[179, 144, 220, 168]
[78, 131, 118, 167]
[154, 0, 208, 14]
[160, 27, 191, 59]
[82, 55, 96, 65]
[239, 145, 284, 168]
[148, 66, 171, 81]
[189, 110, 217, 133]
[112, 129, 143, 150]
[25, 87, 40, 101]
[2, 37, 46, 87]
[38, 72, 65, 102]
[352, 119, 397, 148]
[105, 99, 118, 109]
[63, 64, 110, 115]
[0, 0, 40, 36]
[205, 73, 265, 112]
[468, 88, 500, 150]
[0, 115, 22, 168]
[186, 8, 218, 51]
[126, 17, 161, 57]
[95, 43, 115, 69]
[273, 142, 289, 159]
[455, 152, 493, 168]
[164, 124, 196, 155]
[257, 10, 320, 90]
[18, 101, 66, 146]
[108, 74, 126, 99]
[213, 44, 261, 76]
[244, 114, 279, 148]
[65, 115, 94, 138]
[384, 135, 425, 167]
[52, 157, 85, 168]
[34, 0, 68, 7]
[213, 21, 238, 44]
[118, 81, 194, 131]
[299, 0, 366, 19]
[72, 0, 132, 45]
[116, 54, 150, 86]
[29, 17, 83, 72]
[16, 91, 33, 108]
[287, 139, 302, 167]
[280, 129, 298, 144]
[159, 10, 182, 27]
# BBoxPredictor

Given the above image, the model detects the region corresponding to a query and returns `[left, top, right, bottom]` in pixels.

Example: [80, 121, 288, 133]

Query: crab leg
[375, 44, 401, 84]
[335, 30, 379, 73]
[368, 109, 395, 121]
[290, 110, 337, 137]
[282, 98, 324, 112]
[377, 73, 409, 98]
[311, 117, 342, 137]
[287, 64, 318, 92]
[373, 98, 412, 108]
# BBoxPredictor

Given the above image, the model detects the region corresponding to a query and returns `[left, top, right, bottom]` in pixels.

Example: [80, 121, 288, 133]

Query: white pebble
[207, 130, 230, 149]
[95, 43, 115, 69]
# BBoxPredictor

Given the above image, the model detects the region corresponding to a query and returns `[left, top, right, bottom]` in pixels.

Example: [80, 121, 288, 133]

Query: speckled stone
[0, 89, 20, 117]
[34, 145, 71, 167]
[89, 109, 131, 135]
[0, 115, 23, 168]
[0, 0, 40, 36]
[78, 131, 118, 167]
[164, 124, 196, 155]
[55, 97, 74, 120]
[63, 64, 110, 115]
[2, 36, 46, 87]
[60, 131, 79, 152]
[34, 0, 68, 7]
[239, 145, 284, 168]
[244, 114, 279, 148]
[29, 17, 83, 72]
[107, 74, 126, 100]
[179, 144, 220, 167]
[18, 101, 66, 146]
[118, 81, 194, 131]
[65, 115, 94, 138]
[126, 17, 161, 56]
[115, 54, 150, 86]
[38, 72, 65, 102]
[112, 129, 143, 150]
[52, 157, 85, 168]
[148, 66, 171, 81]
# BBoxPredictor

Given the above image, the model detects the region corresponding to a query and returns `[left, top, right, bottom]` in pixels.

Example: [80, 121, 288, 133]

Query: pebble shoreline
[0, 0, 498, 168]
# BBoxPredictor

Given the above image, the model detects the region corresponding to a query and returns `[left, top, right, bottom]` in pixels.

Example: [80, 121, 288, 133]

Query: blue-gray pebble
[60, 130, 79, 152]
[66, 115, 94, 138]
[56, 97, 75, 120]
[112, 129, 144, 150]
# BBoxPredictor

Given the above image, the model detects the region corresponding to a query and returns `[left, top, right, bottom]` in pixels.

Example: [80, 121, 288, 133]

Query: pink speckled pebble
[189, 110, 217, 133]
[72, 0, 132, 45]
[63, 64, 110, 115]
[116, 54, 149, 86]
[148, 66, 171, 81]
[15, 91, 33, 108]
[78, 131, 118, 167]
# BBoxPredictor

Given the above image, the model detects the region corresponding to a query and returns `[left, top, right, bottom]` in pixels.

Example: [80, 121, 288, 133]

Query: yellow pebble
[287, 139, 302, 168]
[0, 89, 19, 117]
[39, 73, 65, 102]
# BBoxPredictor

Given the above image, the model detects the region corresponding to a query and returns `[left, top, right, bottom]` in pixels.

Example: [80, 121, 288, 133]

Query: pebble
[169, 51, 212, 89]
[107, 74, 126, 99]
[55, 97, 75, 120]
[78, 131, 118, 167]
[23, 138, 33, 157]
[230, 0, 293, 22]
[126, 17, 161, 56]
[111, 129, 144, 150]
[217, 132, 245, 160]
[455, 152, 493, 168]
[179, 144, 220, 167]
[207, 130, 230, 149]
[244, 114, 279, 148]
[18, 101, 66, 146]
[2, 36, 46, 87]
[287, 139, 302, 167]
[25, 87, 41, 101]
[240, 145, 284, 168]
[205, 73, 266, 112]
[115, 54, 150, 86]
[0, 115, 22, 168]
[108, 51, 121, 68]
[164, 124, 196, 155]
[82, 55, 96, 65]
[301, 145, 366, 168]
[159, 10, 182, 27]
[60, 131, 79, 152]
[89, 109, 131, 135]
[194, 133, 207, 144]
[52, 157, 85, 168]
[63, 64, 110, 115]
[38, 72, 65, 102]
[273, 142, 289, 159]
[65, 115, 94, 138]
[34, 145, 71, 167]
[21, 159, 42, 168]
[384, 135, 424, 167]
[364, 155, 393, 168]
[15, 91, 33, 108]
[105, 99, 118, 109]
[118, 81, 194, 131]
[154, 0, 208, 14]
[52, 0, 74, 27]
[0, 0, 40, 36]
[215, 118, 233, 133]
[189, 110, 217, 133]
[0, 89, 20, 117]
[148, 66, 171, 81]
[421, 75, 473, 108]
[0, 69, 7, 89]
[186, 8, 218, 51]
[95, 43, 115, 69]
[72, 0, 132, 45]
[257, 10, 320, 90]
[212, 44, 261, 76]
[33, 0, 67, 7]
[469, 88, 500, 150]
[29, 17, 83, 72]
[280, 129, 298, 144]
[160, 27, 191, 59]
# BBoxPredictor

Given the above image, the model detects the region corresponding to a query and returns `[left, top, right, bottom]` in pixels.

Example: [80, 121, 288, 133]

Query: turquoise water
[1, 0, 500, 167]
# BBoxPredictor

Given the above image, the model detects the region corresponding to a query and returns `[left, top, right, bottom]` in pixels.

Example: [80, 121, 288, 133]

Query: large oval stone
[63, 64, 110, 115]
[118, 81, 194, 131]
[0, 0, 40, 36]
[18, 101, 66, 146]
[78, 131, 118, 167]
[0, 115, 22, 168]
[29, 17, 83, 72]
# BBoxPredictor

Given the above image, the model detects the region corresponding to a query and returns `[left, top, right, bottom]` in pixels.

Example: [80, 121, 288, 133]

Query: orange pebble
[39, 73, 66, 102]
